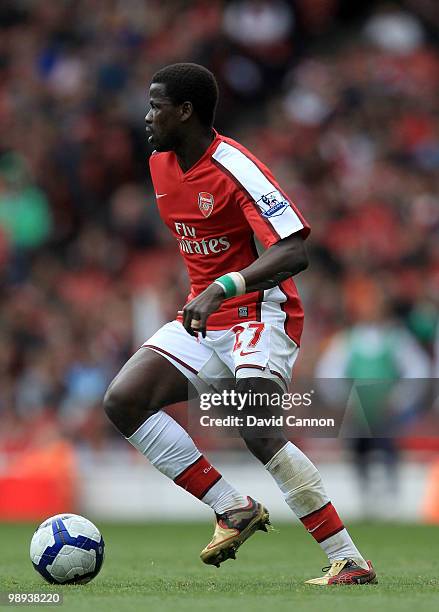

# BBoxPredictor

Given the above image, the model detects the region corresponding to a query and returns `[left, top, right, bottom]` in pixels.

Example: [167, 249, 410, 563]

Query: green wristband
[214, 274, 237, 298]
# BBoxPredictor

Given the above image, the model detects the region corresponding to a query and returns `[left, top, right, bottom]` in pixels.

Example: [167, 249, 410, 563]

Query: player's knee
[103, 381, 154, 425]
[103, 383, 147, 427]
[103, 382, 126, 424]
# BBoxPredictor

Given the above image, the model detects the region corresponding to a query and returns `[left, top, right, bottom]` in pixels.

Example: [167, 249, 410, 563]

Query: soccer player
[104, 63, 376, 585]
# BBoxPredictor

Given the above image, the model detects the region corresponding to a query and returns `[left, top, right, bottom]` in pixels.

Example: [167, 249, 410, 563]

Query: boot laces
[321, 559, 350, 576]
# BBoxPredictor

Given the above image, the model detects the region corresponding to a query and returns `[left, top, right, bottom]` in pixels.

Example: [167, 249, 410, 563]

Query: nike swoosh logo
[155, 193, 167, 198]
[308, 520, 326, 533]
[240, 349, 261, 356]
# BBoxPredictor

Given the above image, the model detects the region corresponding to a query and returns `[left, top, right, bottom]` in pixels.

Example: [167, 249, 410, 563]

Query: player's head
[145, 63, 219, 151]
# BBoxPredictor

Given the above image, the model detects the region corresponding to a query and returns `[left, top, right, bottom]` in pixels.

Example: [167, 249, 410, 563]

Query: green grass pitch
[1, 522, 438, 612]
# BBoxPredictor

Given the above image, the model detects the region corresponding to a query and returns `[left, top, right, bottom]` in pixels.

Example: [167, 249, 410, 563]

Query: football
[30, 514, 105, 585]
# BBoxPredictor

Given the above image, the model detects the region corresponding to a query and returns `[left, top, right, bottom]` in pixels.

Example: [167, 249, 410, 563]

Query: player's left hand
[182, 283, 225, 337]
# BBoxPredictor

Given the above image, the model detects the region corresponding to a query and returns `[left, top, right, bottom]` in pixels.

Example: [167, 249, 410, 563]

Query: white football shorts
[142, 320, 299, 392]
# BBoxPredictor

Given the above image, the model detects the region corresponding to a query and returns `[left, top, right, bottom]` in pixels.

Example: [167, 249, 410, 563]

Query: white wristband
[213, 272, 246, 298]
[229, 272, 246, 296]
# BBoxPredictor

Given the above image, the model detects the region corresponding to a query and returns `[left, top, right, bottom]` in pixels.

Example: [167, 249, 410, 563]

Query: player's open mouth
[146, 128, 154, 143]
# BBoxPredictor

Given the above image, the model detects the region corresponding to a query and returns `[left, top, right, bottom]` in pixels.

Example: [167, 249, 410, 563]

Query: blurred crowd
[0, 0, 438, 453]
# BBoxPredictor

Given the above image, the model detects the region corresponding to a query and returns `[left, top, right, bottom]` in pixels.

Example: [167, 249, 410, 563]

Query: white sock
[265, 442, 367, 568]
[321, 529, 367, 566]
[202, 478, 249, 514]
[127, 410, 200, 478]
[265, 441, 329, 516]
[127, 411, 247, 512]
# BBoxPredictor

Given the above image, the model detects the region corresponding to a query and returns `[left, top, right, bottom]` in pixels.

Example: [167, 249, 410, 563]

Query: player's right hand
[182, 283, 225, 337]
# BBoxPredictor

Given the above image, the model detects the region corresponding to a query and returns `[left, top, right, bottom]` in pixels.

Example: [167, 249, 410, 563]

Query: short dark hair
[151, 63, 219, 128]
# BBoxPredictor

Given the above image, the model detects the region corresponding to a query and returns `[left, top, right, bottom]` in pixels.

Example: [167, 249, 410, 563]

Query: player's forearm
[240, 234, 308, 293]
[184, 235, 308, 335]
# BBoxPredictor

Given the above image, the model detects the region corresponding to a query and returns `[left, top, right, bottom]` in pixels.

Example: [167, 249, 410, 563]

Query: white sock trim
[264, 441, 290, 470]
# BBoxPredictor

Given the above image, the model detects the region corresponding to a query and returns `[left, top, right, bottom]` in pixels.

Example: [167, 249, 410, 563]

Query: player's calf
[236, 377, 287, 465]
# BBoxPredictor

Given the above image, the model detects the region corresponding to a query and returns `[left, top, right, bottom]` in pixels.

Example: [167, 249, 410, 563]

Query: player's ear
[180, 101, 193, 123]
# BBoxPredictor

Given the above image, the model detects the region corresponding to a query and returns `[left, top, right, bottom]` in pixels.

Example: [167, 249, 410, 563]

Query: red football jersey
[149, 130, 310, 345]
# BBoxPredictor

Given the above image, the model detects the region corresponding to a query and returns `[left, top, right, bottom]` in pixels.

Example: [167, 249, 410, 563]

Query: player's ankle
[353, 557, 369, 570]
[215, 496, 250, 514]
